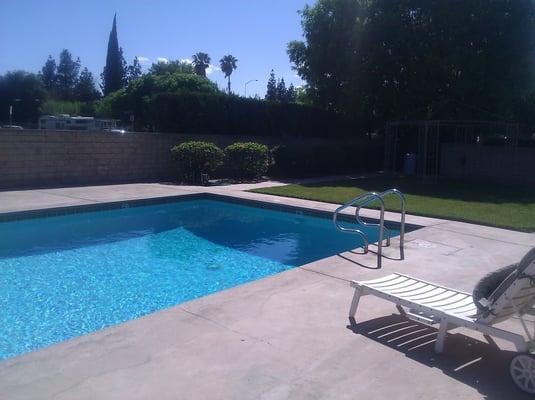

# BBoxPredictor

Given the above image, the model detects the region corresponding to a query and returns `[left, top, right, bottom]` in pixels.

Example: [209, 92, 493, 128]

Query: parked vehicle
[38, 115, 119, 131]
[1, 125, 23, 130]
[105, 128, 127, 134]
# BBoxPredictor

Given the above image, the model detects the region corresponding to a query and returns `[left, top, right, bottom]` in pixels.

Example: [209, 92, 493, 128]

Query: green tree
[149, 60, 194, 75]
[286, 83, 297, 103]
[102, 14, 125, 95]
[39, 55, 57, 92]
[119, 47, 128, 85]
[41, 99, 95, 117]
[219, 54, 238, 94]
[265, 70, 277, 101]
[276, 78, 287, 101]
[56, 49, 80, 100]
[0, 71, 46, 124]
[192, 52, 211, 77]
[295, 86, 312, 105]
[126, 56, 143, 83]
[75, 68, 100, 101]
[96, 71, 219, 126]
[288, 0, 535, 126]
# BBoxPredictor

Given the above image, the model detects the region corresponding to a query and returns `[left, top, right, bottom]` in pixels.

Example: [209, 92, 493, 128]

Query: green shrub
[171, 141, 224, 184]
[270, 141, 383, 177]
[225, 142, 269, 180]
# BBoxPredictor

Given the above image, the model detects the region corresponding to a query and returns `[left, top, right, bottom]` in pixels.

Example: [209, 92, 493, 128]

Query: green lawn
[251, 176, 535, 231]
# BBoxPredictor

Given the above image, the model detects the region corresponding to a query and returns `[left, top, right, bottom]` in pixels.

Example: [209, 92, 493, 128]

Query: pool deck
[1, 182, 535, 399]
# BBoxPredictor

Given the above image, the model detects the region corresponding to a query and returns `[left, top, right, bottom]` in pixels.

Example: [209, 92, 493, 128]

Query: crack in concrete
[177, 307, 274, 348]
[33, 189, 102, 203]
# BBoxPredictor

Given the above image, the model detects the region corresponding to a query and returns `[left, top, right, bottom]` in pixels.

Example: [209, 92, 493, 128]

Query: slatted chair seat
[354, 273, 479, 322]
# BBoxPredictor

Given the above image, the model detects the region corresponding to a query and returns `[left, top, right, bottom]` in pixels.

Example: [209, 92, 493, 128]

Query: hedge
[148, 92, 352, 138]
[100, 91, 353, 138]
[270, 141, 383, 177]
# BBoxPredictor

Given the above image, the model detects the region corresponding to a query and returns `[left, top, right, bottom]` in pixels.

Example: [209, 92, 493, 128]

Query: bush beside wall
[224, 142, 269, 180]
[170, 141, 224, 184]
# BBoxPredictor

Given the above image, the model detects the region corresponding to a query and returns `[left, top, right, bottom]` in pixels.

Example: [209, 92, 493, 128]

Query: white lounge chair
[349, 248, 535, 394]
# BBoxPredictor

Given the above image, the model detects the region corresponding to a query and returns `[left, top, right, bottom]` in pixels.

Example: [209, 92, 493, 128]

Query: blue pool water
[0, 199, 394, 359]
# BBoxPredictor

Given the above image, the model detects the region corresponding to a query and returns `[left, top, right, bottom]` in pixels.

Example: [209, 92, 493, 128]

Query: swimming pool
[0, 198, 395, 360]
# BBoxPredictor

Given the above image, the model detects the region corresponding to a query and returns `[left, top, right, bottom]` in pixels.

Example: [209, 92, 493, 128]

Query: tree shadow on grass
[346, 314, 530, 399]
[299, 175, 535, 205]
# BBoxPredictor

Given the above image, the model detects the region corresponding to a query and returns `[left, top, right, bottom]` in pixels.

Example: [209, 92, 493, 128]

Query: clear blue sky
[0, 0, 309, 97]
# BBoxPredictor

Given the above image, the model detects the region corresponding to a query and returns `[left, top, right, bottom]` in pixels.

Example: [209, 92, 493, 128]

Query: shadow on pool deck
[347, 314, 530, 399]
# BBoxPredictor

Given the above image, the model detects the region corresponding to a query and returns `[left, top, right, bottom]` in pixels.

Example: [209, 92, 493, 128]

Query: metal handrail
[333, 192, 386, 268]
[379, 189, 406, 260]
[354, 188, 406, 260]
[355, 195, 392, 247]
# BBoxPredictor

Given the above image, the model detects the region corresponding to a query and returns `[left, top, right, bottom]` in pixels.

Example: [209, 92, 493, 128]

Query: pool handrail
[333, 192, 386, 268]
[354, 195, 392, 247]
[379, 189, 406, 260]
[355, 188, 406, 260]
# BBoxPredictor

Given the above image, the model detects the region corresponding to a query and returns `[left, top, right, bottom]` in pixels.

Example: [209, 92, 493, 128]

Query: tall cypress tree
[102, 14, 125, 96]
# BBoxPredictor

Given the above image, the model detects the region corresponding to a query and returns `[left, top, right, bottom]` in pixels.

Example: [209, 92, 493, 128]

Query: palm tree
[219, 55, 238, 94]
[192, 52, 211, 77]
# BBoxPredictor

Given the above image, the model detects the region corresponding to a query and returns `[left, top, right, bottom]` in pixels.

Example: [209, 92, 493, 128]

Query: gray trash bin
[403, 153, 417, 176]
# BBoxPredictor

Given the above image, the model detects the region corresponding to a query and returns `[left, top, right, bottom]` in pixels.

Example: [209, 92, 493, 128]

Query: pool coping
[0, 193, 204, 222]
[0, 188, 423, 233]
[1, 182, 534, 249]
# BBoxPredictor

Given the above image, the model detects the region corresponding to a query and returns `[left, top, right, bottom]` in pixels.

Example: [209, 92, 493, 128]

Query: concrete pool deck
[0, 182, 534, 399]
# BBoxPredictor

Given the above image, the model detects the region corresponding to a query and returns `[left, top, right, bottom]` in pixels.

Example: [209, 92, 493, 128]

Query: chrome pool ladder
[333, 189, 406, 268]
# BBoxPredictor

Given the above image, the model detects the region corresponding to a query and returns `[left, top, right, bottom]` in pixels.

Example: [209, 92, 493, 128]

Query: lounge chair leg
[434, 320, 449, 354]
[396, 305, 407, 317]
[349, 287, 363, 318]
[483, 334, 500, 350]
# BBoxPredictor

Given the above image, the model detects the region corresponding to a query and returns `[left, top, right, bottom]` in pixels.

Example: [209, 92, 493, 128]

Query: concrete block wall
[0, 130, 286, 189]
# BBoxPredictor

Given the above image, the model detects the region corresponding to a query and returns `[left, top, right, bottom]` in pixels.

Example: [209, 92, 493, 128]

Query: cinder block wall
[440, 143, 535, 184]
[0, 130, 291, 189]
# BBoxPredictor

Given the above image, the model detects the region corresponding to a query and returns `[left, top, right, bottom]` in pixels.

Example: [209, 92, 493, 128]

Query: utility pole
[244, 79, 258, 97]
[9, 99, 21, 125]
